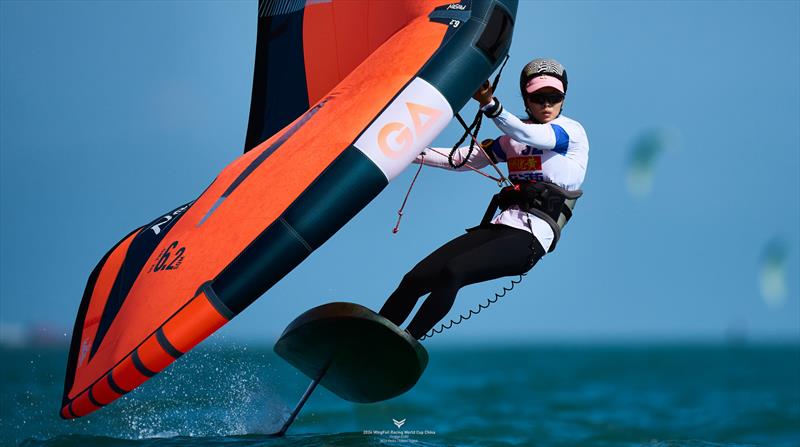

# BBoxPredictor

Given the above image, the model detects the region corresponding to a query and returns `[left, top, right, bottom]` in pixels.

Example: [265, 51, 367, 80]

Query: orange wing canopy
[62, 0, 516, 419]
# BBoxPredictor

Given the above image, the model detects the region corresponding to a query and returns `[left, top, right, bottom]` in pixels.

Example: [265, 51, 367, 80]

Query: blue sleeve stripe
[550, 124, 570, 154]
[489, 139, 507, 162]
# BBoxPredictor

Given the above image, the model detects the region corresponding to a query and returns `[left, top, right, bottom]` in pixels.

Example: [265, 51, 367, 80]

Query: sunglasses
[526, 92, 565, 105]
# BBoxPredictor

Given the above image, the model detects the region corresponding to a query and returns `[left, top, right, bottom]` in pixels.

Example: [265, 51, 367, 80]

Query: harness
[479, 181, 582, 252]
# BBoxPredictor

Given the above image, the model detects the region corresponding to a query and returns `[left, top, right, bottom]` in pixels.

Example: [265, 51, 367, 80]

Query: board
[274, 302, 428, 403]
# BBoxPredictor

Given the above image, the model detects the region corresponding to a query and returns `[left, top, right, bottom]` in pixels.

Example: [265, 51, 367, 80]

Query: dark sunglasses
[526, 92, 565, 105]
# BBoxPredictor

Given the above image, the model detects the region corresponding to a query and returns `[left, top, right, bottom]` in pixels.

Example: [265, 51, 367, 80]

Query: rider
[379, 58, 589, 339]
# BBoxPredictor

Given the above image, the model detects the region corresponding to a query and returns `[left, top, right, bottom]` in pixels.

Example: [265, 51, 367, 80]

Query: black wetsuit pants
[379, 224, 546, 339]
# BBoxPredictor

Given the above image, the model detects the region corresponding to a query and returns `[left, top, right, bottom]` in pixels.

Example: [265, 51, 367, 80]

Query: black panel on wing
[244, 0, 310, 152]
[475, 5, 514, 63]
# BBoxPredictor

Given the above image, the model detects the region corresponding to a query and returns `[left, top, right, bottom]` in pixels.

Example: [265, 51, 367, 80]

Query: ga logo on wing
[377, 102, 442, 159]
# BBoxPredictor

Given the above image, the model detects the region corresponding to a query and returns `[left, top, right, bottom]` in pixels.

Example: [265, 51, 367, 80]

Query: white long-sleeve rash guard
[415, 102, 589, 252]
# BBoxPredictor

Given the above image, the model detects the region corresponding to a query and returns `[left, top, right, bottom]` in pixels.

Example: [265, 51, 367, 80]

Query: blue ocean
[2, 342, 798, 446]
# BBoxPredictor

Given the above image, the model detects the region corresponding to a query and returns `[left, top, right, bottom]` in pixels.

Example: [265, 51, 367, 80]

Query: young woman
[379, 58, 589, 339]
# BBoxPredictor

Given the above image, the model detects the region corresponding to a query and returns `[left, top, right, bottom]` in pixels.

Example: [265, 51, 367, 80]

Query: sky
[1, 0, 798, 346]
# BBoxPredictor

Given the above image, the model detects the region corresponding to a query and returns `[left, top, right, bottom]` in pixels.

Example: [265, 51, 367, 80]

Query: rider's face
[525, 87, 564, 124]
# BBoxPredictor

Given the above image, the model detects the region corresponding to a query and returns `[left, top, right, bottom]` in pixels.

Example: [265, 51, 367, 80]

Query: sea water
[2, 342, 798, 446]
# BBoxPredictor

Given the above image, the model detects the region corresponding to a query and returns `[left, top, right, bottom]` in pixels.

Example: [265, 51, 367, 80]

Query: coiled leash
[418, 217, 536, 341]
[419, 272, 528, 341]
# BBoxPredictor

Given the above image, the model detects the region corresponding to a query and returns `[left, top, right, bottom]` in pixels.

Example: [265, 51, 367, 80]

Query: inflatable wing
[61, 0, 516, 419]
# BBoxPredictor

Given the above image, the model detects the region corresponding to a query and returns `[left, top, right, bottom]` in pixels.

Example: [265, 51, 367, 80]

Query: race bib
[507, 156, 543, 182]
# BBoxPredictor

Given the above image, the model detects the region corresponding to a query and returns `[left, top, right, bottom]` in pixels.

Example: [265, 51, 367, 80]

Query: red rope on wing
[427, 148, 503, 183]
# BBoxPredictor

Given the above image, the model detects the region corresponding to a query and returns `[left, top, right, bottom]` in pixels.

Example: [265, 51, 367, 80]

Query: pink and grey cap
[520, 58, 568, 94]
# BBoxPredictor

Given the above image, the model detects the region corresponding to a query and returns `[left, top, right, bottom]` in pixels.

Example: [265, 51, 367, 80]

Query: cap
[525, 75, 565, 93]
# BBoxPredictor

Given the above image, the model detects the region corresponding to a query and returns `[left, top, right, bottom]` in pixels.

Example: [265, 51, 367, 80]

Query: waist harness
[480, 181, 582, 252]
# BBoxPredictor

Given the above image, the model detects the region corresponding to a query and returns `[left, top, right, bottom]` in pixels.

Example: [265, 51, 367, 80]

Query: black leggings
[379, 224, 545, 339]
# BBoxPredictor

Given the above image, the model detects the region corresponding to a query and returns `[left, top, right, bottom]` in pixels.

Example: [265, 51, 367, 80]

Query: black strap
[480, 193, 501, 226]
[482, 97, 503, 118]
[478, 182, 582, 252]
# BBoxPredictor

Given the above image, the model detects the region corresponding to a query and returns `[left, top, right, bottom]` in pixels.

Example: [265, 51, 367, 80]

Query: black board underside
[274, 302, 428, 403]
